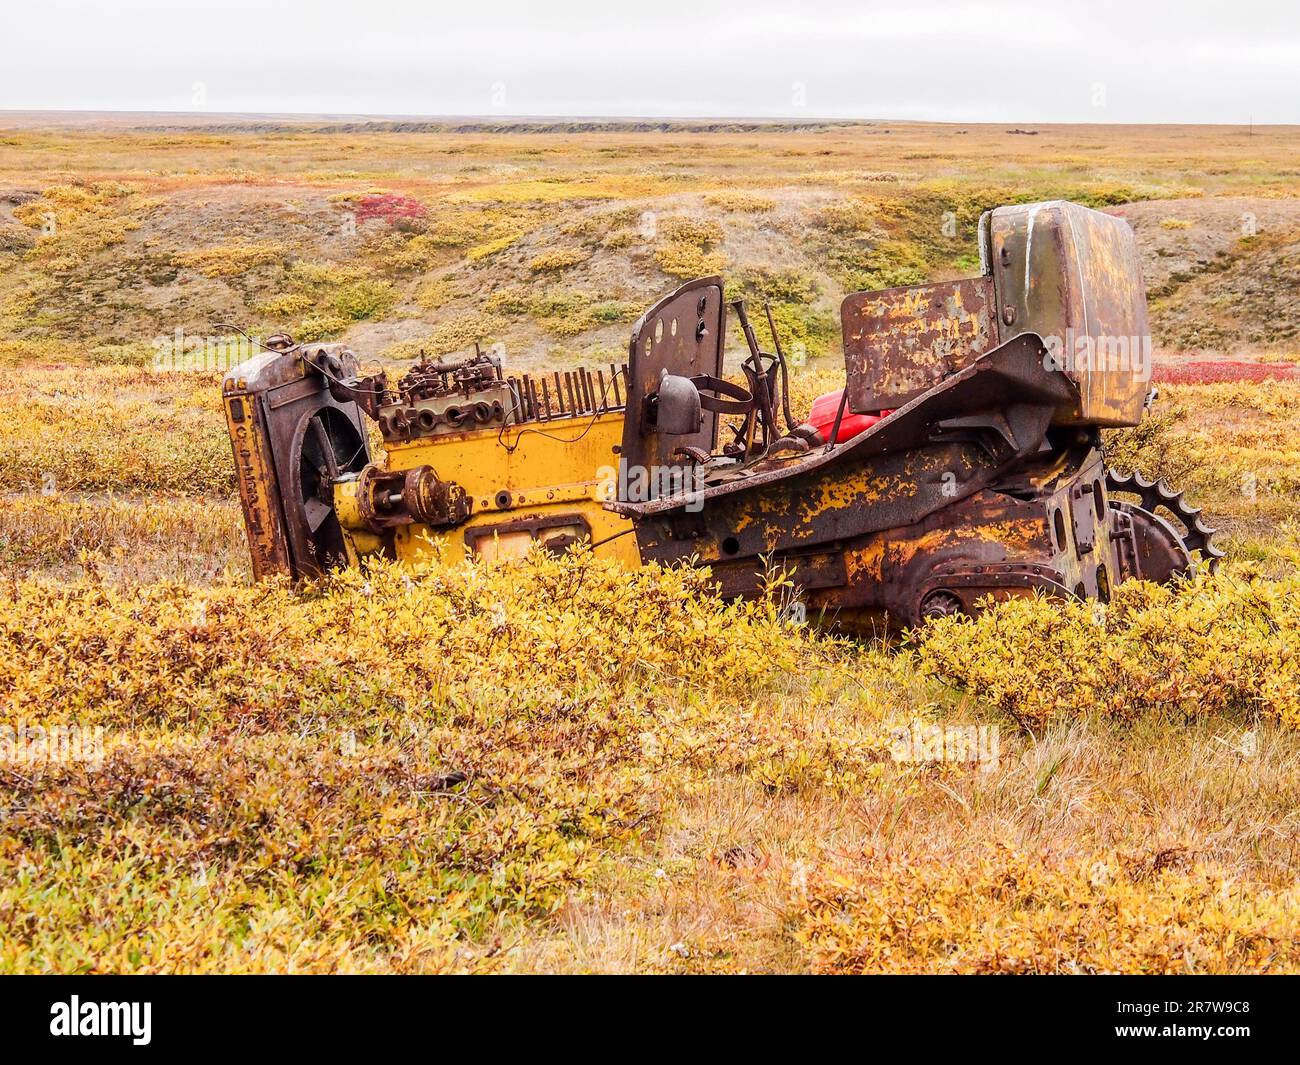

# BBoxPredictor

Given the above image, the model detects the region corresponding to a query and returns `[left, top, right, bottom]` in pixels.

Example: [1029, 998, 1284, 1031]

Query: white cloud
[0, 0, 1295, 122]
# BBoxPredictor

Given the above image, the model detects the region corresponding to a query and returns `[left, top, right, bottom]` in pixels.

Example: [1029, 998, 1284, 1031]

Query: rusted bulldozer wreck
[613, 201, 1219, 626]
[224, 200, 1219, 629]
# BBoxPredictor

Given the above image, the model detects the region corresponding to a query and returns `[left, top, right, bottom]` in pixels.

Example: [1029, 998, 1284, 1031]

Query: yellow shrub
[383, 310, 502, 358]
[294, 313, 353, 341]
[12, 182, 140, 270]
[739, 266, 819, 304]
[0, 552, 885, 971]
[705, 192, 776, 212]
[528, 247, 589, 273]
[330, 279, 397, 321]
[255, 292, 315, 319]
[815, 198, 877, 235]
[258, 261, 394, 333]
[0, 337, 81, 366]
[650, 216, 729, 279]
[915, 571, 1300, 731]
[287, 260, 361, 287]
[659, 216, 723, 247]
[793, 845, 1300, 974]
[466, 233, 520, 260]
[485, 288, 637, 336]
[174, 243, 283, 278]
[654, 242, 727, 279]
[415, 277, 456, 310]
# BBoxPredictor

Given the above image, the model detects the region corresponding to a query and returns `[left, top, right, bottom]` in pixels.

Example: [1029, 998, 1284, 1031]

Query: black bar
[0, 974, 1289, 1052]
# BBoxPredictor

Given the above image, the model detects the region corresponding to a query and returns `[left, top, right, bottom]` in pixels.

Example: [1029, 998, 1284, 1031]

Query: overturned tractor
[223, 200, 1219, 628]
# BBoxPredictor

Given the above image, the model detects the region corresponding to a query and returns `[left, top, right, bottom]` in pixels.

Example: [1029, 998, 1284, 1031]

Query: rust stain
[843, 276, 996, 412]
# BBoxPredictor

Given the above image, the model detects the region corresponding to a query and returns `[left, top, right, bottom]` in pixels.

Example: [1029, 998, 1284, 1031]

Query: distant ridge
[133, 119, 856, 135]
[0, 111, 867, 134]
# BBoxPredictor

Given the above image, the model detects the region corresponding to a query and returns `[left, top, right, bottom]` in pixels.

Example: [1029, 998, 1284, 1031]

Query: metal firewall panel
[621, 275, 725, 474]
[986, 200, 1151, 428]
[842, 277, 997, 413]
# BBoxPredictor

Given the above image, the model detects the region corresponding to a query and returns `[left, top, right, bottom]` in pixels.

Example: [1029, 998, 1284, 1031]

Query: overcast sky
[1, 0, 1296, 123]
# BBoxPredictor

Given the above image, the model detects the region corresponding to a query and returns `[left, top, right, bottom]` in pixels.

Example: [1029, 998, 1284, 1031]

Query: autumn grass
[0, 553, 872, 972]
[0, 366, 232, 494]
[2, 358, 1299, 971]
[0, 492, 245, 584]
[3, 119, 1300, 971]
[4, 121, 1295, 371]
[7, 546, 1294, 973]
[519, 712, 1300, 973]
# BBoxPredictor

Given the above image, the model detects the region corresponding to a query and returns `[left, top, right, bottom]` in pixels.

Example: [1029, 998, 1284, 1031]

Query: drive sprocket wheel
[1106, 469, 1224, 581]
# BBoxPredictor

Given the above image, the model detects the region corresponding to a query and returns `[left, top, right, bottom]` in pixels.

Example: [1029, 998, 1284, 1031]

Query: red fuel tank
[806, 389, 892, 443]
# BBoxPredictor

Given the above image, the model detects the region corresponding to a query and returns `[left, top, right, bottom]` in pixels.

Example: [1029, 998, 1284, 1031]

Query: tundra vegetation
[1, 118, 1299, 972]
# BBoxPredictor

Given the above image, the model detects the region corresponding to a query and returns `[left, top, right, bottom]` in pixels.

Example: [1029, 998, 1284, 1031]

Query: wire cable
[210, 322, 391, 397]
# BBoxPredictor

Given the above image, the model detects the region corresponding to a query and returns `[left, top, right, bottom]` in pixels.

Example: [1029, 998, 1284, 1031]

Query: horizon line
[0, 109, 1291, 129]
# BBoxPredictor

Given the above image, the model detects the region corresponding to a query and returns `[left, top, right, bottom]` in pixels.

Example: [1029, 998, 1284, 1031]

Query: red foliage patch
[1153, 360, 1300, 385]
[354, 194, 427, 225]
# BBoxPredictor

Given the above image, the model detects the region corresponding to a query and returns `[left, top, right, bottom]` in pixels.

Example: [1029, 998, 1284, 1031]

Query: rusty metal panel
[621, 275, 726, 473]
[987, 200, 1151, 428]
[620, 335, 1074, 571]
[842, 277, 997, 413]
[708, 550, 847, 599]
[224, 389, 293, 580]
